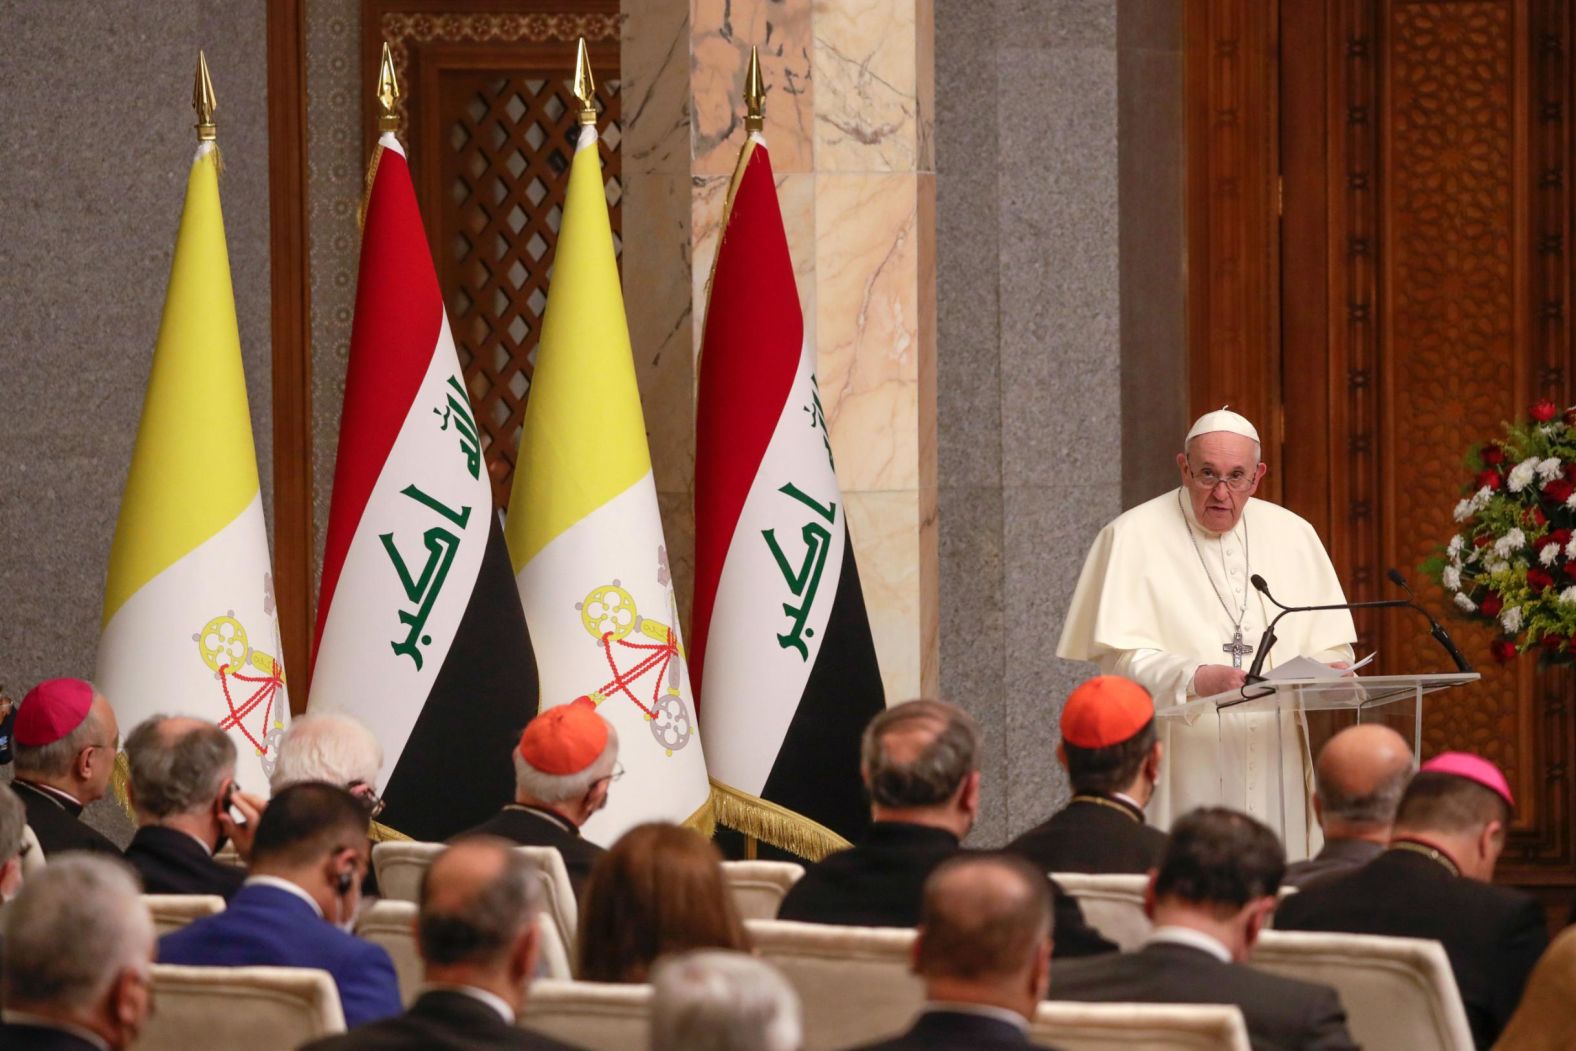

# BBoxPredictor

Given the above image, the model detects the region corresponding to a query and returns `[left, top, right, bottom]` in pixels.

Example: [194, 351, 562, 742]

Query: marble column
[621, 0, 938, 704]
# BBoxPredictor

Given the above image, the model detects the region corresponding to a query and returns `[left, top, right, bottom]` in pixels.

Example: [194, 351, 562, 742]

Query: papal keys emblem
[192, 576, 287, 775]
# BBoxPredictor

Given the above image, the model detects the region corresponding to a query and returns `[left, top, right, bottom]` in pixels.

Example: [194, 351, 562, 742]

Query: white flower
[1566, 538, 1576, 559]
[1472, 486, 1495, 511]
[1494, 529, 1526, 557]
[1488, 559, 1511, 575]
[1442, 566, 1461, 590]
[1454, 592, 1477, 612]
[1508, 458, 1538, 492]
[1502, 606, 1523, 634]
[1560, 586, 1576, 606]
[1566, 491, 1576, 510]
[1542, 543, 1560, 566]
[1538, 457, 1563, 481]
[1453, 499, 1473, 523]
[1448, 534, 1464, 556]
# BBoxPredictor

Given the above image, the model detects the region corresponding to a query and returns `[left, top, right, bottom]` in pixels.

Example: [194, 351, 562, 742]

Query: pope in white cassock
[1057, 409, 1356, 859]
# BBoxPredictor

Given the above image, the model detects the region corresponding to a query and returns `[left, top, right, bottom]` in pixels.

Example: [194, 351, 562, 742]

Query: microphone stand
[1243, 576, 1409, 684]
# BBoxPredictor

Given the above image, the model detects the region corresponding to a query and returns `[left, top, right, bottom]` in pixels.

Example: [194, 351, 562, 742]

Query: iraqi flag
[505, 119, 713, 846]
[309, 133, 538, 841]
[693, 132, 886, 860]
[99, 137, 288, 792]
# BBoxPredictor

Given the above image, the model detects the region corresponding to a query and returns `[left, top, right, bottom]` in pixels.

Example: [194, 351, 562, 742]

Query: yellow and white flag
[97, 140, 287, 790]
[506, 119, 712, 845]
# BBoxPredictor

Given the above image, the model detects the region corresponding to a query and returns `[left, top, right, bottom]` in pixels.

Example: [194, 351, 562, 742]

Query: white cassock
[1057, 488, 1356, 859]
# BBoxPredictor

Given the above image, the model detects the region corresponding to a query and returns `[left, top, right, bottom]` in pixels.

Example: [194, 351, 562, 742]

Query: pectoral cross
[1223, 629, 1254, 669]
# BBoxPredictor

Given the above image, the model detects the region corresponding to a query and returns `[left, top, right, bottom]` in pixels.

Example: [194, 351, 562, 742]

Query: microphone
[1385, 568, 1474, 673]
[1243, 575, 1409, 683]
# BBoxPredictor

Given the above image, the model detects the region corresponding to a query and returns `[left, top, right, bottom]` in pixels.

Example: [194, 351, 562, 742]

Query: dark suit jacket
[124, 825, 246, 899]
[775, 821, 1117, 958]
[301, 989, 586, 1051]
[1050, 941, 1357, 1051]
[0, 1022, 104, 1051]
[850, 1008, 1049, 1050]
[157, 882, 402, 1028]
[11, 780, 120, 858]
[1006, 796, 1167, 875]
[1275, 847, 1549, 1049]
[1281, 837, 1383, 890]
[456, 806, 602, 901]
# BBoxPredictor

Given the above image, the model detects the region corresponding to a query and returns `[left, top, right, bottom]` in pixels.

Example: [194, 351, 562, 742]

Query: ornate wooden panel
[364, 1, 621, 506]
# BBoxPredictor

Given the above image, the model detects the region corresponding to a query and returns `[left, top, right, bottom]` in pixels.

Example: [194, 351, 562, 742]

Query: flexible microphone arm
[1243, 575, 1409, 683]
[1385, 568, 1474, 673]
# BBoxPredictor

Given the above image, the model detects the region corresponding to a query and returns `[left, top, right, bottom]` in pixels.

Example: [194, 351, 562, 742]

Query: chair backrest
[1031, 1002, 1252, 1051]
[143, 894, 226, 936]
[519, 978, 651, 1051]
[138, 964, 345, 1051]
[747, 918, 922, 1051]
[722, 859, 805, 920]
[1049, 873, 1151, 951]
[19, 823, 44, 877]
[513, 845, 578, 962]
[371, 840, 446, 902]
[1251, 930, 1474, 1051]
[355, 899, 421, 1005]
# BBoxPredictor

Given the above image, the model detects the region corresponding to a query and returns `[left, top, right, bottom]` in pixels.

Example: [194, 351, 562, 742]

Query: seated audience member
[303, 837, 586, 1051]
[455, 697, 616, 900]
[122, 714, 264, 898]
[0, 855, 156, 1050]
[649, 950, 801, 1051]
[1006, 676, 1166, 874]
[1283, 724, 1412, 889]
[1490, 926, 1576, 1051]
[776, 699, 1115, 957]
[1050, 808, 1357, 1051]
[577, 822, 749, 983]
[158, 781, 402, 1027]
[1276, 753, 1548, 1049]
[853, 853, 1057, 1051]
[271, 711, 385, 809]
[9, 678, 121, 857]
[0, 783, 28, 901]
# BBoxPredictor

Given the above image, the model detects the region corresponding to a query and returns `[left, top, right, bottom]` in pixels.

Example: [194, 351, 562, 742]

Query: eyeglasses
[1186, 465, 1257, 492]
[347, 780, 387, 820]
[595, 763, 626, 788]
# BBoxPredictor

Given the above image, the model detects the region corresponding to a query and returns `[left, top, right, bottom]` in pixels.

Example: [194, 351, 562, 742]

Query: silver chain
[1178, 490, 1251, 632]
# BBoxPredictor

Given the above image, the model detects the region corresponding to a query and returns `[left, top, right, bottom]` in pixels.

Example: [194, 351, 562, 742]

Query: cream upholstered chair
[371, 839, 445, 902]
[1049, 873, 1151, 951]
[143, 894, 226, 936]
[138, 964, 345, 1050]
[355, 899, 421, 1005]
[534, 908, 573, 979]
[513, 845, 578, 965]
[518, 978, 650, 1051]
[721, 859, 805, 920]
[1031, 1002, 1251, 1051]
[1250, 930, 1473, 1051]
[747, 918, 922, 1051]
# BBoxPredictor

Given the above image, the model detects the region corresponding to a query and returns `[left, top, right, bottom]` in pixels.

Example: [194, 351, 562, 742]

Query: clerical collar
[13, 779, 85, 816]
[1070, 794, 1144, 824]
[504, 803, 579, 837]
[1389, 839, 1461, 877]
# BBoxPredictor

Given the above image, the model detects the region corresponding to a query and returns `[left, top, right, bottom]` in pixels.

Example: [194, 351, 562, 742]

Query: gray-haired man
[0, 784, 28, 901]
[1284, 724, 1413, 889]
[0, 854, 157, 1050]
[650, 951, 802, 1051]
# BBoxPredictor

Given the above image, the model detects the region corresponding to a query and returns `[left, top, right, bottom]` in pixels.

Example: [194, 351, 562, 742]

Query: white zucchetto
[1185, 407, 1260, 444]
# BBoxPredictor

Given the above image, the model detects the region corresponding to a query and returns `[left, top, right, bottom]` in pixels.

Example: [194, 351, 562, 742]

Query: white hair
[270, 712, 383, 792]
[1, 854, 154, 1011]
[649, 950, 802, 1051]
[512, 719, 619, 805]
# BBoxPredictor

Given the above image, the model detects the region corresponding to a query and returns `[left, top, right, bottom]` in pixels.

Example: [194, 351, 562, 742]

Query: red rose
[1549, 529, 1573, 548]
[1531, 400, 1559, 422]
[1530, 507, 1549, 527]
[1546, 479, 1575, 505]
[1475, 469, 1502, 491]
[1480, 593, 1504, 617]
[1543, 634, 1565, 651]
[1481, 443, 1505, 465]
[1528, 568, 1555, 592]
[1492, 639, 1520, 663]
[1475, 534, 1494, 548]
[1564, 562, 1576, 581]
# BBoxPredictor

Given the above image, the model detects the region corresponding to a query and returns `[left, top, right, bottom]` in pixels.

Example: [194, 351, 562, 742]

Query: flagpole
[740, 44, 766, 860]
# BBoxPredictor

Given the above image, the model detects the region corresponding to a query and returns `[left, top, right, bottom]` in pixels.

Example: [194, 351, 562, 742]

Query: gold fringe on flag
[710, 778, 851, 862]
[682, 784, 718, 840]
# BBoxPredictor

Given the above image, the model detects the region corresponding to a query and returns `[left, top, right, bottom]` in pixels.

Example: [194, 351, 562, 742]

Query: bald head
[917, 854, 1051, 982]
[1315, 725, 1413, 836]
[419, 838, 541, 970]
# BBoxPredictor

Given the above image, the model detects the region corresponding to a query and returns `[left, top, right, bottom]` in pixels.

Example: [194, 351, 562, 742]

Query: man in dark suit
[0, 783, 28, 900]
[776, 699, 1115, 957]
[303, 837, 585, 1051]
[122, 715, 265, 898]
[9, 678, 122, 858]
[1283, 724, 1412, 889]
[1050, 807, 1358, 1051]
[852, 854, 1061, 1050]
[454, 697, 615, 901]
[1276, 752, 1548, 1049]
[158, 781, 402, 1028]
[1006, 676, 1167, 875]
[0, 855, 156, 1050]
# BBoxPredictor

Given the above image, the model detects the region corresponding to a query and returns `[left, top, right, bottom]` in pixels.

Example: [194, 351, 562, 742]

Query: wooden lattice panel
[437, 73, 622, 506]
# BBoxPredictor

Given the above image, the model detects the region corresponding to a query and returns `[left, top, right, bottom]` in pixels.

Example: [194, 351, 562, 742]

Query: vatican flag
[98, 139, 288, 791]
[506, 118, 713, 845]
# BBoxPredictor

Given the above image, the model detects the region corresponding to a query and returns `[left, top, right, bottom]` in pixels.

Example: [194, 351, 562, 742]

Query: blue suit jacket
[158, 882, 402, 1028]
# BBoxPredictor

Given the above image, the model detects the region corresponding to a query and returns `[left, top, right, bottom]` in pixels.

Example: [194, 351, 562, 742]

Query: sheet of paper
[1265, 651, 1376, 681]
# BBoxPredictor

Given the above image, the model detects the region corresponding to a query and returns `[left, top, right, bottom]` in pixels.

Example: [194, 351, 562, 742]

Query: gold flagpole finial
[376, 41, 401, 133]
[573, 38, 598, 126]
[193, 50, 217, 141]
[744, 45, 765, 132]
